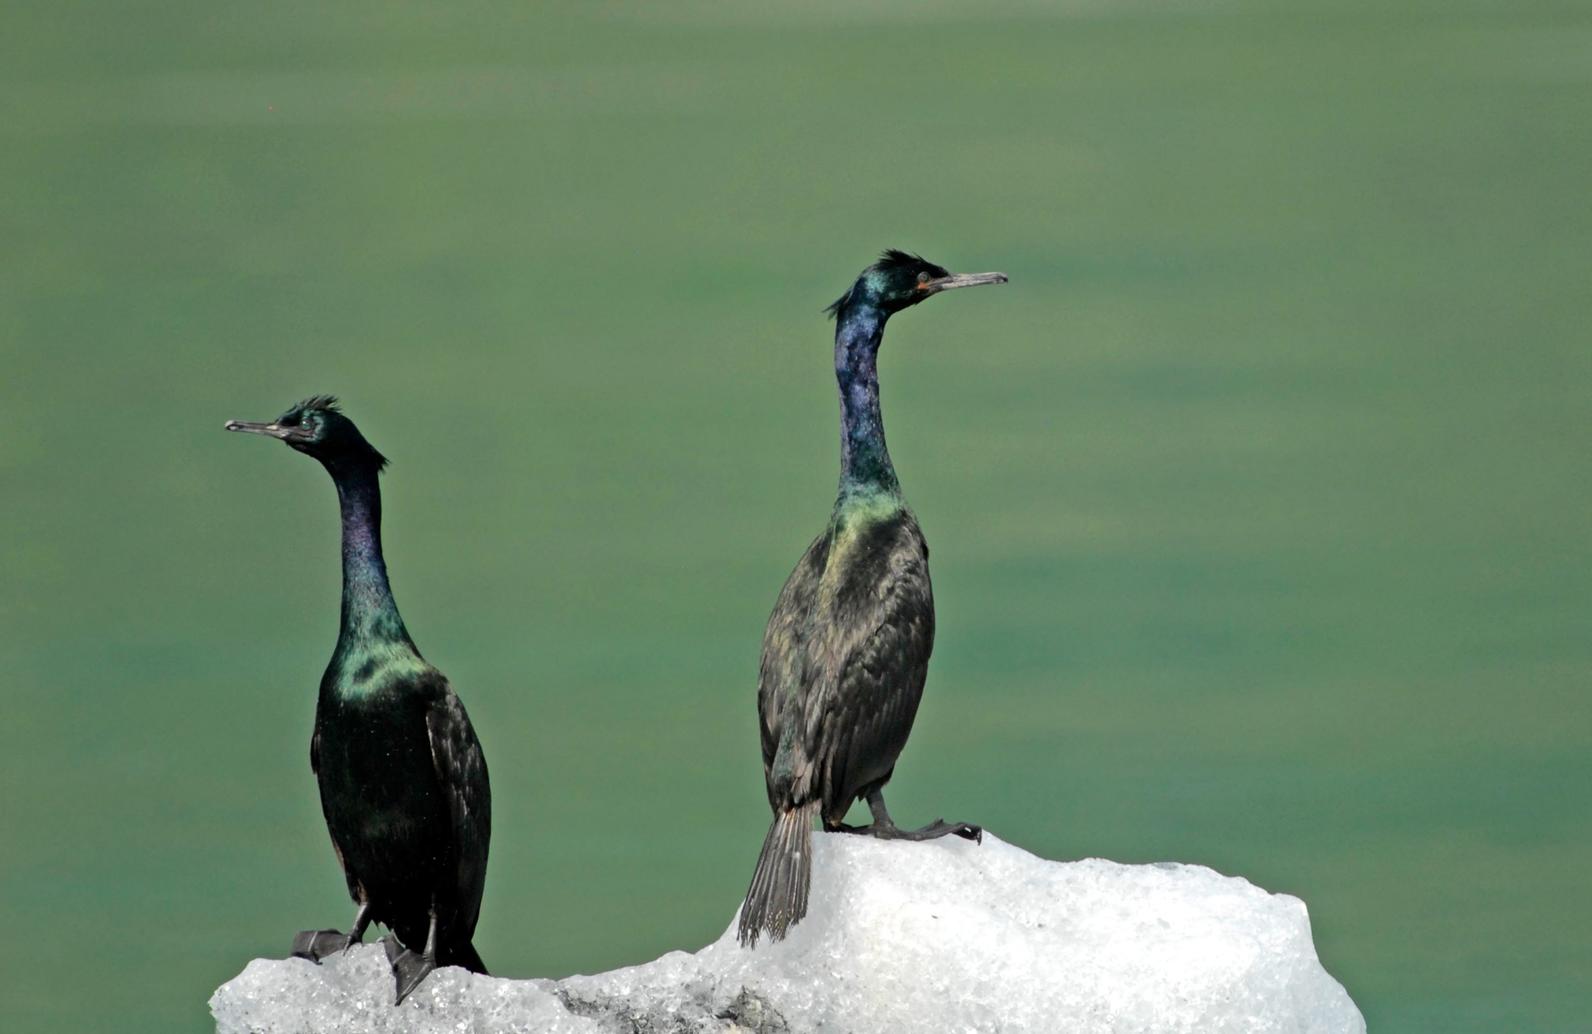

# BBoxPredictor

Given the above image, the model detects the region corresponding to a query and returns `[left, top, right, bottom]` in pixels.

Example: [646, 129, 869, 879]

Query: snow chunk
[211, 832, 1363, 1034]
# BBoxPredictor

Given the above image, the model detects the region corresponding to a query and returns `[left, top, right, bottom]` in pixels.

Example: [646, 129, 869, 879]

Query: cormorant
[738, 251, 1007, 947]
[226, 396, 491, 1003]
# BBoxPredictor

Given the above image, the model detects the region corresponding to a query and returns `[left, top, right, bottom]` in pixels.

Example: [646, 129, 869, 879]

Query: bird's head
[826, 249, 1007, 320]
[224, 395, 388, 473]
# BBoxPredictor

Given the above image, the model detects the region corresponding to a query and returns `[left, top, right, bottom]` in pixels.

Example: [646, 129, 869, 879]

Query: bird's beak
[225, 419, 298, 441]
[921, 271, 1009, 294]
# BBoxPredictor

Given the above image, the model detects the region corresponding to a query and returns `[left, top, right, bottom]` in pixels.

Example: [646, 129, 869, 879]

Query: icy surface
[211, 832, 1364, 1034]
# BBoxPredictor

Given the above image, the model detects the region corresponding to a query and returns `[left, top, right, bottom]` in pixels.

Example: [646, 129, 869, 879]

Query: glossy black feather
[312, 667, 491, 971]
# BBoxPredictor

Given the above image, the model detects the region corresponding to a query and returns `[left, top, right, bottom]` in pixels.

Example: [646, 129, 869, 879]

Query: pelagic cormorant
[226, 396, 491, 1003]
[738, 251, 1007, 947]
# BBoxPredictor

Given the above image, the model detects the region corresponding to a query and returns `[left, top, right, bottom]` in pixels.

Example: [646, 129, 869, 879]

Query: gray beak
[224, 419, 294, 440]
[922, 271, 1009, 294]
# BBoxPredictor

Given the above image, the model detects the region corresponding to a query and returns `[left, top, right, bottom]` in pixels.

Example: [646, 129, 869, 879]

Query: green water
[2, 2, 1588, 1031]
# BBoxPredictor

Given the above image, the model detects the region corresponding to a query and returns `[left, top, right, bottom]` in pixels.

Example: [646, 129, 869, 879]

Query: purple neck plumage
[834, 303, 900, 499]
[331, 465, 410, 645]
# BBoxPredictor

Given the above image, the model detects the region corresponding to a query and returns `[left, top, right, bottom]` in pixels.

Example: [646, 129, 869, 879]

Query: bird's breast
[328, 642, 430, 701]
[316, 711, 446, 841]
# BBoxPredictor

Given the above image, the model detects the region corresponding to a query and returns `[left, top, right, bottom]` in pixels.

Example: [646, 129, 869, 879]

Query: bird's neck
[331, 466, 412, 650]
[834, 305, 901, 502]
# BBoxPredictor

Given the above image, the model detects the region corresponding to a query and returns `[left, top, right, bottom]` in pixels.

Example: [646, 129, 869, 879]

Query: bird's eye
[916, 271, 930, 283]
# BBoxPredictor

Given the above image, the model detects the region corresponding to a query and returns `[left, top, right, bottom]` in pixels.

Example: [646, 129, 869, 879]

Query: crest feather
[877, 248, 925, 270]
[294, 394, 341, 414]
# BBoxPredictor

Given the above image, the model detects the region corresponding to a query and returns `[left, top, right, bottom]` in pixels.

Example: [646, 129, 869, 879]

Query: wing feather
[756, 532, 829, 805]
[805, 516, 934, 816]
[425, 683, 492, 937]
[758, 509, 934, 819]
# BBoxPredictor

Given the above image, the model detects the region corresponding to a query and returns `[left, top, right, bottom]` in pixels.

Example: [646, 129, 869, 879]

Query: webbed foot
[920, 818, 983, 843]
[839, 817, 983, 843]
[291, 928, 356, 962]
[384, 933, 435, 1005]
[838, 789, 983, 845]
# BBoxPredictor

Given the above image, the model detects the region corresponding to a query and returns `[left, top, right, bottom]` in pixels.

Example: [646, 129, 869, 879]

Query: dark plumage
[226, 397, 491, 1003]
[738, 252, 1007, 947]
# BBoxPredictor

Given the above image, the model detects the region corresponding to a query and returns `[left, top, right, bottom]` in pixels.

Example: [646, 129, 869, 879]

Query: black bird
[738, 251, 1007, 947]
[226, 396, 491, 1003]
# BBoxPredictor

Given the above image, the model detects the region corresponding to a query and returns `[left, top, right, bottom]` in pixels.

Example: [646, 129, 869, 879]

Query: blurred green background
[2, 2, 1588, 1031]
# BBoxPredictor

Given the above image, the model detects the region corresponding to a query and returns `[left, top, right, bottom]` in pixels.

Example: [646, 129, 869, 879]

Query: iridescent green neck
[835, 303, 901, 501]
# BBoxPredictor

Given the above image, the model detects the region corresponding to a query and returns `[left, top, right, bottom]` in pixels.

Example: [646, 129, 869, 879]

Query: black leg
[388, 901, 439, 1005]
[291, 901, 373, 963]
[345, 901, 373, 949]
[834, 788, 982, 844]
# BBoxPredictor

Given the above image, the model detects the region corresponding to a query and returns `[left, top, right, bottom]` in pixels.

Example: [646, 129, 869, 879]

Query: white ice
[211, 831, 1364, 1033]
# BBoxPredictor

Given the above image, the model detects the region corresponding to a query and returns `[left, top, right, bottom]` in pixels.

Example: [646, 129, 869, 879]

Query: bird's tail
[737, 801, 818, 948]
[440, 939, 488, 975]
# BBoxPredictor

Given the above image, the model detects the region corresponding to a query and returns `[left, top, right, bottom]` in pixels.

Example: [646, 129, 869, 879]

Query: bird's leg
[865, 787, 899, 830]
[836, 787, 982, 844]
[343, 901, 373, 951]
[386, 900, 439, 1005]
[291, 900, 373, 963]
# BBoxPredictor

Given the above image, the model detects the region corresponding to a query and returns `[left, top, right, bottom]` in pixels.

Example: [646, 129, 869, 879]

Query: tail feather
[440, 939, 487, 975]
[737, 802, 818, 948]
